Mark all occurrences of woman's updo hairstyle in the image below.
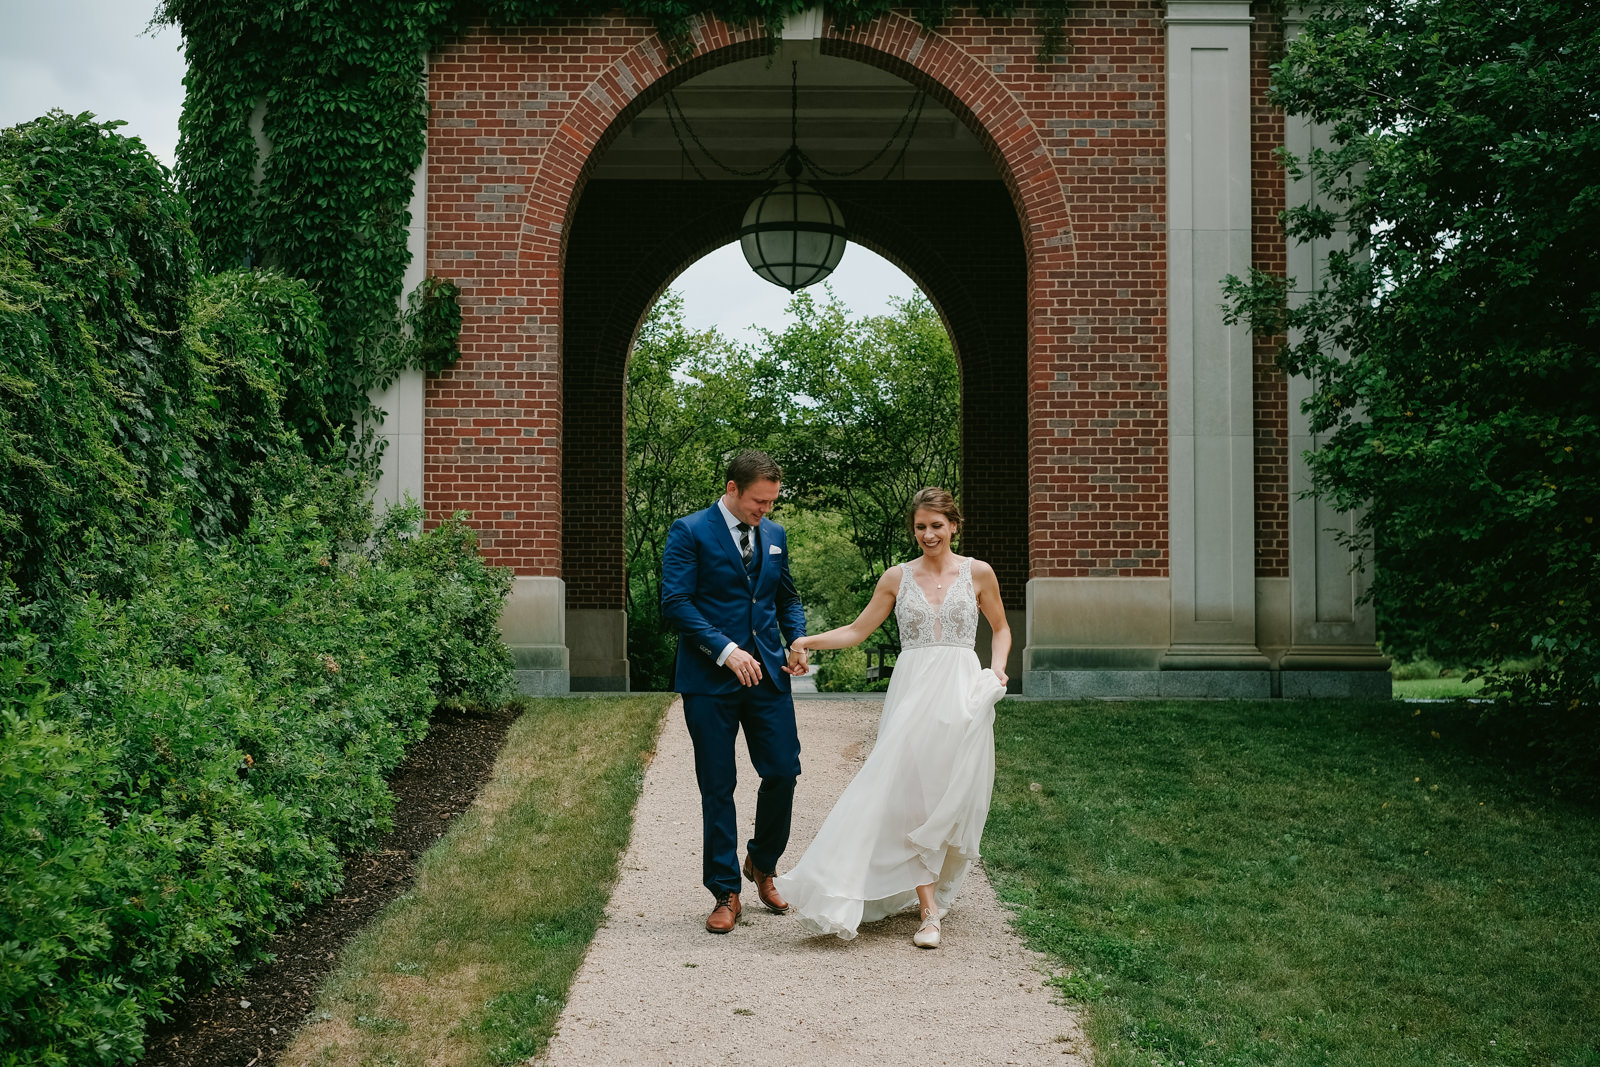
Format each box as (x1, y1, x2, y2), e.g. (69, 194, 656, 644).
(907, 487, 962, 536)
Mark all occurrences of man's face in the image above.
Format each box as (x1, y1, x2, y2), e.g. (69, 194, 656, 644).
(725, 478, 781, 525)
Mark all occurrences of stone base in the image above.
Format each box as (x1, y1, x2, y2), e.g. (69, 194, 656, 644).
(514, 668, 571, 696)
(1281, 670, 1392, 699)
(502, 576, 570, 697)
(567, 608, 630, 692)
(1023, 668, 1392, 700)
(1025, 669, 1271, 699)
(570, 675, 628, 692)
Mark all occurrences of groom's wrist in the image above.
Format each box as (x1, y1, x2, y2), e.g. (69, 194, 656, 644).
(715, 641, 738, 666)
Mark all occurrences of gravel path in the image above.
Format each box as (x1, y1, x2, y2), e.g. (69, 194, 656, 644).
(541, 698, 1088, 1067)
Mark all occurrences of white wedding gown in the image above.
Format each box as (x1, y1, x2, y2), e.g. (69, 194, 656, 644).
(776, 556, 1006, 939)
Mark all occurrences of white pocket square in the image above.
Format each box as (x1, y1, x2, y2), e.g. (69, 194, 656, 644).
(768, 544, 783, 554)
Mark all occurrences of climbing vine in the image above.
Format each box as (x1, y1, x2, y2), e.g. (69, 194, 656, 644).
(154, 0, 1073, 426)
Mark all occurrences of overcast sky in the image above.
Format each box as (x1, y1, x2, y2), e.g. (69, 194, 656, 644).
(0, 0, 916, 341)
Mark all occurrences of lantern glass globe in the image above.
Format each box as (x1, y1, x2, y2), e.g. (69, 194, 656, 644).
(739, 180, 848, 292)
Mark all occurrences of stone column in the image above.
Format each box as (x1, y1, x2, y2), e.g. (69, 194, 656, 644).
(1161, 0, 1270, 695)
(1278, 8, 1390, 697)
(367, 144, 427, 516)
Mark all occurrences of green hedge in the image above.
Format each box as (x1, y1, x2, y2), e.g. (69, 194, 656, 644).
(0, 470, 511, 1067)
(0, 110, 514, 1067)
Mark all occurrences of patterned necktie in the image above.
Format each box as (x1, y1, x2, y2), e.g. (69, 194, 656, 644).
(736, 522, 754, 572)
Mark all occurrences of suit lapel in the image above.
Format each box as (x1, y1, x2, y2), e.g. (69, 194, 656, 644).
(709, 504, 749, 584)
(752, 518, 771, 590)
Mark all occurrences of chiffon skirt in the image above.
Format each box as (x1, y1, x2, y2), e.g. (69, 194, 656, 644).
(775, 647, 1005, 939)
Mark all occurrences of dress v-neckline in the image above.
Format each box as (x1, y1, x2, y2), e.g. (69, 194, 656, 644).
(907, 556, 964, 611)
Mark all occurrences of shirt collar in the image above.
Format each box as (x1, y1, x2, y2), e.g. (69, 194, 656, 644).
(716, 498, 745, 531)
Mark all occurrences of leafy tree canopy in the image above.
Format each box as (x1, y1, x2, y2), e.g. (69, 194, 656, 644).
(624, 286, 959, 690)
(1226, 0, 1600, 746)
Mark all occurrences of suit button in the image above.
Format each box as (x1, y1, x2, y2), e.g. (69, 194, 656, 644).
(752, 596, 757, 603)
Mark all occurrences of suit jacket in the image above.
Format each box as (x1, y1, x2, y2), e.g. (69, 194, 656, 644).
(661, 504, 806, 695)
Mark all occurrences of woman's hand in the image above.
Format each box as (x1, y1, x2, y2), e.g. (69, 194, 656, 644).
(992, 667, 1008, 687)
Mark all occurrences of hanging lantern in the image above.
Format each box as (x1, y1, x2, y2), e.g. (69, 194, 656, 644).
(739, 171, 848, 292)
(659, 61, 927, 290)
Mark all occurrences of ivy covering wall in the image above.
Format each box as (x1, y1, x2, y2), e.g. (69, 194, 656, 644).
(154, 0, 1070, 420)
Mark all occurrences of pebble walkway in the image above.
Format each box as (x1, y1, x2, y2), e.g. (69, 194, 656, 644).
(540, 697, 1089, 1067)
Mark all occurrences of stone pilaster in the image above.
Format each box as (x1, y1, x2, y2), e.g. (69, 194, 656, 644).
(1278, 8, 1390, 697)
(1162, 1, 1271, 689)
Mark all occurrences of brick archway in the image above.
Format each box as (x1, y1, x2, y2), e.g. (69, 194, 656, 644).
(561, 178, 1027, 686)
(427, 7, 1157, 691)
(422, 5, 1387, 698)
(537, 16, 1070, 687)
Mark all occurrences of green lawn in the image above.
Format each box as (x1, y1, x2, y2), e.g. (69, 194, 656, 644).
(278, 694, 671, 1067)
(986, 699, 1600, 1067)
(1392, 675, 1486, 700)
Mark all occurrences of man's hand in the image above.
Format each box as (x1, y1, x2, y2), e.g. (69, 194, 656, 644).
(725, 647, 763, 687)
(782, 645, 810, 676)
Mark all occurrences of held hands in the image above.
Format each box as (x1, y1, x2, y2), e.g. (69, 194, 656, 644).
(783, 642, 810, 677)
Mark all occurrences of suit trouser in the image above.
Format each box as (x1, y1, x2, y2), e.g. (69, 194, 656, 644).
(682, 680, 801, 896)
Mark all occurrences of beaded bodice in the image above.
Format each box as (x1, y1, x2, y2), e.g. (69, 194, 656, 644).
(896, 556, 979, 650)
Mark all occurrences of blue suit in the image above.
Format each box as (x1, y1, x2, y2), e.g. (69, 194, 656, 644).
(661, 503, 806, 895)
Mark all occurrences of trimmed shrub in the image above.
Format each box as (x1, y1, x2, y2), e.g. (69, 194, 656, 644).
(0, 472, 510, 1066)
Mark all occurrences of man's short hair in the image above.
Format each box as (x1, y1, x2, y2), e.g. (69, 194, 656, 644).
(726, 450, 783, 492)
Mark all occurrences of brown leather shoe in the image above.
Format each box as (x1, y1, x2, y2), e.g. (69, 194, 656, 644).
(705, 891, 741, 933)
(742, 854, 789, 914)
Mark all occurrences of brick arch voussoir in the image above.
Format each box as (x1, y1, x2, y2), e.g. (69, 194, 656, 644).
(515, 10, 1073, 276)
(821, 11, 1074, 275)
(515, 16, 773, 268)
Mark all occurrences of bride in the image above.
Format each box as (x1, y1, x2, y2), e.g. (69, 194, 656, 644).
(780, 487, 1010, 948)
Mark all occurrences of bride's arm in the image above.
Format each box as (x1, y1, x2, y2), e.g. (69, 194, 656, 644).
(973, 560, 1011, 685)
(791, 568, 899, 652)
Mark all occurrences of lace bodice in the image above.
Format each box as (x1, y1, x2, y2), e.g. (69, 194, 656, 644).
(896, 556, 979, 650)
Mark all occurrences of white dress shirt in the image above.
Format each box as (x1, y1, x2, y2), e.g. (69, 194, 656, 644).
(714, 498, 751, 666)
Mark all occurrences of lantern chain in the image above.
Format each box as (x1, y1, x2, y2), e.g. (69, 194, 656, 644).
(663, 91, 789, 179)
(661, 60, 927, 182)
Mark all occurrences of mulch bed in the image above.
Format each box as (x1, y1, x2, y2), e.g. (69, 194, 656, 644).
(137, 702, 522, 1067)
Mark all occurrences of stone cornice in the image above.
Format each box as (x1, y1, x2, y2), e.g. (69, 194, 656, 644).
(1164, 0, 1255, 26)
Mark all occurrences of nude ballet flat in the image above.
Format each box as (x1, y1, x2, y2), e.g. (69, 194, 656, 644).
(913, 912, 941, 949)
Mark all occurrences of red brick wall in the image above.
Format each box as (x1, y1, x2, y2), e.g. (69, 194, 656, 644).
(424, 3, 1290, 586)
(1251, 4, 1289, 578)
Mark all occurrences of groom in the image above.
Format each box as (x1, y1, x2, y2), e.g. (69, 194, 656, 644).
(661, 450, 809, 934)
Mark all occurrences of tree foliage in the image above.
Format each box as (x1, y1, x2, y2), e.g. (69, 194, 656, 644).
(1225, 0, 1600, 769)
(623, 287, 959, 690)
(623, 293, 779, 688)
(772, 289, 961, 577)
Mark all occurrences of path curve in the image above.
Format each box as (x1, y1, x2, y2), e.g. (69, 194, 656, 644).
(541, 698, 1088, 1066)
